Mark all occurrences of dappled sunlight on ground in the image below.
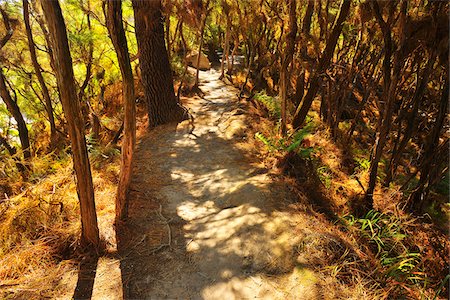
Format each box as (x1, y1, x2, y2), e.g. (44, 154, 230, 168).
(115, 69, 364, 299)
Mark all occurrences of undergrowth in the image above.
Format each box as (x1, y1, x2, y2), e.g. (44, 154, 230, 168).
(0, 144, 120, 299)
(253, 90, 280, 119)
(249, 98, 449, 299)
(255, 120, 316, 158)
(341, 210, 446, 299)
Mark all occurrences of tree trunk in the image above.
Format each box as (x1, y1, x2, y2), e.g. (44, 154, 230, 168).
(279, 0, 297, 135)
(0, 7, 31, 161)
(384, 51, 436, 187)
(194, 5, 209, 88)
(220, 1, 231, 80)
(365, 0, 407, 207)
(41, 0, 100, 247)
(408, 73, 448, 213)
(132, 0, 185, 127)
(106, 0, 136, 221)
(0, 69, 31, 161)
(292, 0, 350, 129)
(165, 0, 172, 62)
(23, 0, 57, 147)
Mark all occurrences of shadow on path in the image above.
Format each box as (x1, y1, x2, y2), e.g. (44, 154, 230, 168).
(114, 69, 357, 299)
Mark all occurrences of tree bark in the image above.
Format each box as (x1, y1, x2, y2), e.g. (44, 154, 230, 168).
(132, 0, 185, 127)
(41, 0, 100, 247)
(220, 0, 231, 80)
(365, 0, 407, 207)
(0, 7, 31, 161)
(23, 0, 57, 147)
(0, 69, 31, 161)
(408, 73, 448, 213)
(106, 0, 136, 221)
(279, 0, 297, 135)
(384, 51, 436, 187)
(194, 1, 210, 88)
(292, 0, 350, 129)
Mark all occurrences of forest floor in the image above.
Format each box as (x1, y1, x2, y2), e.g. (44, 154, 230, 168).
(50, 69, 378, 300)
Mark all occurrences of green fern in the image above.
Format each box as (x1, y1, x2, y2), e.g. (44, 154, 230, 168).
(341, 211, 423, 285)
(253, 91, 280, 118)
(255, 132, 277, 151)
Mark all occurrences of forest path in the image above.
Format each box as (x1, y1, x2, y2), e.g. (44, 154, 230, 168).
(119, 69, 319, 299)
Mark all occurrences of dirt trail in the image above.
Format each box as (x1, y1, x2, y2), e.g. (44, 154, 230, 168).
(119, 69, 321, 299)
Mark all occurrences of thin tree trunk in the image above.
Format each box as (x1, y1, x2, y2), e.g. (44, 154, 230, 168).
(0, 8, 31, 161)
(292, 0, 350, 129)
(365, 0, 407, 207)
(30, 1, 57, 74)
(41, 0, 100, 247)
(23, 0, 57, 147)
(219, 0, 231, 80)
(228, 36, 239, 75)
(106, 0, 136, 221)
(384, 51, 436, 187)
(0, 69, 31, 161)
(279, 0, 297, 135)
(408, 74, 448, 213)
(194, 5, 209, 88)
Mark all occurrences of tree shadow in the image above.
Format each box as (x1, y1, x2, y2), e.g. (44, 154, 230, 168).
(72, 255, 99, 300)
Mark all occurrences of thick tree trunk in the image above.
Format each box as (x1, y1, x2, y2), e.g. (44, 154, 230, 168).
(106, 0, 136, 221)
(23, 0, 57, 147)
(279, 0, 297, 135)
(132, 0, 185, 127)
(0, 69, 31, 161)
(41, 0, 100, 247)
(292, 0, 350, 129)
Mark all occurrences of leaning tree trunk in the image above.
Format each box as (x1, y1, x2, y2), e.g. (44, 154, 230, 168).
(41, 0, 100, 247)
(23, 0, 57, 147)
(106, 0, 136, 221)
(132, 0, 185, 127)
(292, 0, 350, 129)
(408, 74, 448, 213)
(365, 0, 407, 208)
(194, 0, 209, 88)
(0, 69, 31, 161)
(0, 7, 31, 161)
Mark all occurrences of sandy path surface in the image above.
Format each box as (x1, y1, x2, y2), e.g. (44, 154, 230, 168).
(119, 69, 319, 299)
